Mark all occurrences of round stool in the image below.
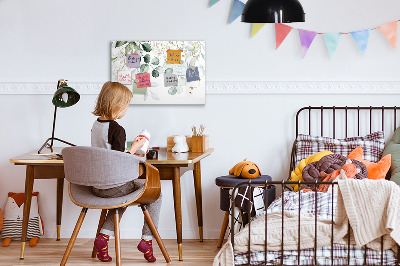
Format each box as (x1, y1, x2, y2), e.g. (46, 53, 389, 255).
(215, 175, 275, 248)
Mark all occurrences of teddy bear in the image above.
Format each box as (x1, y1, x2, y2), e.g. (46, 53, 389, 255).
(229, 159, 261, 179)
(172, 135, 189, 153)
(1, 192, 44, 247)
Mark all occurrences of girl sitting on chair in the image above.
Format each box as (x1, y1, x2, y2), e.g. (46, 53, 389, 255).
(91, 81, 162, 263)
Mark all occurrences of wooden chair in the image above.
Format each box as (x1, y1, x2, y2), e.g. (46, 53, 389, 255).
(60, 146, 171, 265)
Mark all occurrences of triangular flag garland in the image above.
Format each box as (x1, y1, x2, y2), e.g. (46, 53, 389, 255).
(251, 23, 266, 38)
(379, 21, 398, 50)
(208, 2, 400, 58)
(229, 0, 245, 24)
(323, 33, 341, 58)
(209, 0, 220, 8)
(275, 23, 293, 49)
(298, 30, 317, 58)
(351, 29, 370, 55)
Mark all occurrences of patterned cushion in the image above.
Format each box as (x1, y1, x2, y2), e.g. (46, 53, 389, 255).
(295, 131, 385, 166)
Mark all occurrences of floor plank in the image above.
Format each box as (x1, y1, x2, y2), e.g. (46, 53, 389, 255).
(0, 239, 221, 265)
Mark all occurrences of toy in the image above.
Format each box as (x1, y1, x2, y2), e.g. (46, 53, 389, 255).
(229, 159, 261, 179)
(172, 135, 189, 153)
(289, 150, 333, 191)
(135, 129, 150, 154)
(1, 192, 43, 247)
(348, 146, 391, 180)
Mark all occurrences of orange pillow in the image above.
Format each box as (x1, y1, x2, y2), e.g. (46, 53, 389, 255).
(347, 146, 391, 180)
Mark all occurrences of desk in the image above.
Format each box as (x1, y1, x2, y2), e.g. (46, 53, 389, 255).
(10, 147, 213, 261)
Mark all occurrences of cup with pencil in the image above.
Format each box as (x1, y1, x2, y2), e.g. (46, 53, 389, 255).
(191, 124, 209, 152)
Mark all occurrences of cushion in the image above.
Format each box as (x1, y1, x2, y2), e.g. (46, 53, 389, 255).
(302, 154, 368, 189)
(69, 180, 145, 208)
(382, 126, 400, 184)
(295, 131, 385, 166)
(348, 146, 392, 180)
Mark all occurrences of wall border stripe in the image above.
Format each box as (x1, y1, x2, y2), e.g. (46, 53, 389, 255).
(0, 81, 399, 95)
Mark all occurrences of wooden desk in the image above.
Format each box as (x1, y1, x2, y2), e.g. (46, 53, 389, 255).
(10, 147, 213, 261)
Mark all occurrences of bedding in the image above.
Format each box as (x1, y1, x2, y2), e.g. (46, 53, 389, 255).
(214, 181, 399, 266)
(295, 131, 385, 166)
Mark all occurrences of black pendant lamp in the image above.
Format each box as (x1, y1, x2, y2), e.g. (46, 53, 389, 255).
(242, 0, 305, 23)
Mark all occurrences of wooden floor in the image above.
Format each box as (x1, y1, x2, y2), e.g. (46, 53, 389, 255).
(0, 239, 221, 265)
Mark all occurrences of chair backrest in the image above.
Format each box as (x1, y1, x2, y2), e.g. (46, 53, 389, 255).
(62, 146, 145, 187)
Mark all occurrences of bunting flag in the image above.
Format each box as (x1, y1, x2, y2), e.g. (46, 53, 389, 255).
(229, 0, 245, 24)
(275, 23, 293, 49)
(251, 23, 266, 38)
(378, 21, 398, 50)
(298, 30, 317, 58)
(209, 0, 220, 7)
(323, 33, 341, 58)
(351, 29, 370, 55)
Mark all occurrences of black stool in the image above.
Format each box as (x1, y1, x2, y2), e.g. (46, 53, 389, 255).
(215, 175, 275, 248)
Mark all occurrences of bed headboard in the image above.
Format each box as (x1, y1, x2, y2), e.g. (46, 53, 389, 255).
(290, 106, 400, 179)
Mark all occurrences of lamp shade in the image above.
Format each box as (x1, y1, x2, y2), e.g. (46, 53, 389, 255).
(241, 0, 305, 23)
(52, 84, 80, 108)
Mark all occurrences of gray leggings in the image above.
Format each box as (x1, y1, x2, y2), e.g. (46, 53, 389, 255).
(92, 180, 162, 240)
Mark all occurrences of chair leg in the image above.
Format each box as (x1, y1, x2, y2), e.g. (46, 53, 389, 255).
(60, 208, 88, 266)
(217, 211, 230, 248)
(141, 205, 171, 263)
(114, 209, 121, 266)
(91, 209, 108, 258)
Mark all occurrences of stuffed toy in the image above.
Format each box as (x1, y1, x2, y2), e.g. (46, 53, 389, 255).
(229, 159, 261, 179)
(289, 150, 333, 191)
(1, 192, 44, 247)
(348, 146, 391, 180)
(172, 135, 189, 153)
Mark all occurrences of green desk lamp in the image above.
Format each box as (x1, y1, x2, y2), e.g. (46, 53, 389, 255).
(38, 79, 80, 154)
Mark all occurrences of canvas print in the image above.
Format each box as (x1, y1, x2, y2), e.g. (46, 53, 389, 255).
(111, 41, 205, 105)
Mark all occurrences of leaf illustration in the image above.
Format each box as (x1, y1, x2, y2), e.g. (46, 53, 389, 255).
(151, 57, 159, 65)
(151, 91, 160, 100)
(144, 54, 151, 63)
(141, 43, 152, 52)
(115, 41, 128, 48)
(168, 87, 177, 95)
(140, 64, 150, 73)
(176, 86, 183, 94)
(144, 90, 149, 101)
(133, 42, 142, 51)
(164, 68, 173, 74)
(156, 66, 164, 73)
(152, 69, 159, 78)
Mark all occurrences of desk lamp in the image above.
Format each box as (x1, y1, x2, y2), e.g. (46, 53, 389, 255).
(38, 79, 80, 154)
(241, 0, 305, 23)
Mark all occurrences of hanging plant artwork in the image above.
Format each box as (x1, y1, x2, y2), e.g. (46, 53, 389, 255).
(111, 41, 205, 104)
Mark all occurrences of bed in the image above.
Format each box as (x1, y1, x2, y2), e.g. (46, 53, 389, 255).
(214, 106, 400, 266)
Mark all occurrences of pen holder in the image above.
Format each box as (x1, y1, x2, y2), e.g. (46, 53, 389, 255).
(191, 135, 209, 153)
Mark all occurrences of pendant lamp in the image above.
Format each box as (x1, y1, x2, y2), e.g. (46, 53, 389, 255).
(242, 0, 305, 23)
(38, 79, 80, 154)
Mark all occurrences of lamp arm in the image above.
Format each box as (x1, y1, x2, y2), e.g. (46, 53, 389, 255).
(50, 105, 57, 148)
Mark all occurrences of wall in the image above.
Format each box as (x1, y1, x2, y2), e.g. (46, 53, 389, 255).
(1, 0, 400, 239)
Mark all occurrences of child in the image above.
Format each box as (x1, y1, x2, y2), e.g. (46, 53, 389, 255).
(91, 81, 162, 263)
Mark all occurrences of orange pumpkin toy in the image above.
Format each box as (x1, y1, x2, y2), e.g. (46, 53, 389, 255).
(229, 159, 261, 179)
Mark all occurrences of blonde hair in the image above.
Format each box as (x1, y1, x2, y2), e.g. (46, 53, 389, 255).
(93, 82, 133, 120)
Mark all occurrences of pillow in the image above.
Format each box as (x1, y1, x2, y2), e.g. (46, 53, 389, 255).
(289, 150, 333, 191)
(348, 146, 391, 180)
(382, 126, 400, 184)
(295, 131, 385, 166)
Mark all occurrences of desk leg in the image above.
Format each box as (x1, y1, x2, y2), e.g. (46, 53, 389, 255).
(20, 165, 34, 259)
(56, 178, 64, 241)
(193, 161, 203, 242)
(172, 167, 183, 261)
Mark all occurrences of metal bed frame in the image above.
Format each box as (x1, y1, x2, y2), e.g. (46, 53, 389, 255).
(230, 106, 400, 266)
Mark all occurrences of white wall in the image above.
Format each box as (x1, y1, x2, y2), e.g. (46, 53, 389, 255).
(1, 0, 400, 239)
